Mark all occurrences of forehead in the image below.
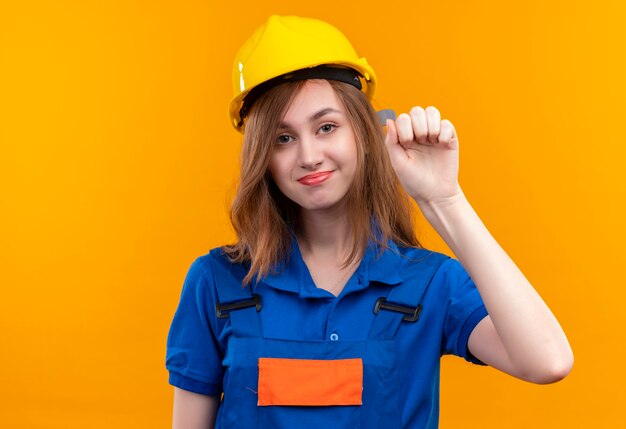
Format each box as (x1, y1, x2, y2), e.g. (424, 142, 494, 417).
(281, 80, 344, 123)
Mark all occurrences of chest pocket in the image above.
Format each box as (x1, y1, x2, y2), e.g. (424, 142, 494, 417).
(257, 357, 364, 429)
(252, 339, 396, 429)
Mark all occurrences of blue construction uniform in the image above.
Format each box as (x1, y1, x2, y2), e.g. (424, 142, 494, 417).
(166, 238, 488, 428)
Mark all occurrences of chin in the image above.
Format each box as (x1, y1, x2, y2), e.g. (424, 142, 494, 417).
(297, 197, 348, 213)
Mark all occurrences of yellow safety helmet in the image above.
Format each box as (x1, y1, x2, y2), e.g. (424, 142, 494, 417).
(229, 15, 377, 132)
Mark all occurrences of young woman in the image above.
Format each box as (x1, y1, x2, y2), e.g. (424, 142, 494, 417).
(166, 15, 573, 429)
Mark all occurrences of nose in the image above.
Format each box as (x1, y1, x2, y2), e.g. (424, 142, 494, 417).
(298, 136, 324, 170)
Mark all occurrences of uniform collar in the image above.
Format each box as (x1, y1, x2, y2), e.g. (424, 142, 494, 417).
(260, 239, 302, 294)
(363, 240, 404, 286)
(260, 237, 404, 297)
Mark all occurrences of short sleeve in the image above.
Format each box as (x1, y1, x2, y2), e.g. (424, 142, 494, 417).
(439, 258, 489, 365)
(166, 257, 224, 395)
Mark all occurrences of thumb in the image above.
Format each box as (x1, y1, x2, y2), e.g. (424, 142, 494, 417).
(384, 119, 398, 149)
(383, 118, 407, 172)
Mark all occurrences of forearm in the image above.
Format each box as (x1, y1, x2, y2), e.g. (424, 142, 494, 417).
(418, 191, 573, 381)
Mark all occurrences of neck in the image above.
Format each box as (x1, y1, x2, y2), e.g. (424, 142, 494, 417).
(295, 203, 362, 296)
(296, 203, 353, 261)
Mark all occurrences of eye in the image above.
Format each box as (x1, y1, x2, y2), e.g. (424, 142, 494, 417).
(318, 123, 337, 134)
(276, 134, 294, 145)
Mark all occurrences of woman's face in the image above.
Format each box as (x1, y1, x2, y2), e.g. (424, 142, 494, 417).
(268, 80, 358, 214)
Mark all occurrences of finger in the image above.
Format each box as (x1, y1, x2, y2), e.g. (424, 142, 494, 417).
(439, 119, 458, 149)
(409, 106, 428, 143)
(395, 113, 414, 146)
(425, 106, 441, 144)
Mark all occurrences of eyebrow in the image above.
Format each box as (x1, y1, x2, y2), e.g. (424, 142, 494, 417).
(278, 107, 342, 129)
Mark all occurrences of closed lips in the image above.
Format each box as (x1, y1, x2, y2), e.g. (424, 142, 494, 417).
(298, 171, 333, 184)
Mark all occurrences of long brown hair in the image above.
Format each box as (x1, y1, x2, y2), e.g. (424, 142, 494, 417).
(224, 79, 421, 285)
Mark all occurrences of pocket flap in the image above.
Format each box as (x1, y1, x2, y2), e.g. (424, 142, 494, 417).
(258, 358, 363, 406)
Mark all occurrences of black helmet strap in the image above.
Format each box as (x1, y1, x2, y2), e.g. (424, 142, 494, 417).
(238, 65, 363, 127)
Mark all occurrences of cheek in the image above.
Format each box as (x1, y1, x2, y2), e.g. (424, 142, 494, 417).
(267, 158, 276, 179)
(342, 137, 359, 176)
(268, 153, 289, 184)
(347, 157, 359, 184)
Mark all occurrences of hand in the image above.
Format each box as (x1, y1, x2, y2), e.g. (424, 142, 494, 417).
(384, 106, 463, 207)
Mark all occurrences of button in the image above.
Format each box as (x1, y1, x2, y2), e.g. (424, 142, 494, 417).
(330, 333, 339, 341)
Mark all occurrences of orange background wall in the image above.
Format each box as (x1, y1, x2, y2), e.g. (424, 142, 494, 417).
(1, 1, 624, 427)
